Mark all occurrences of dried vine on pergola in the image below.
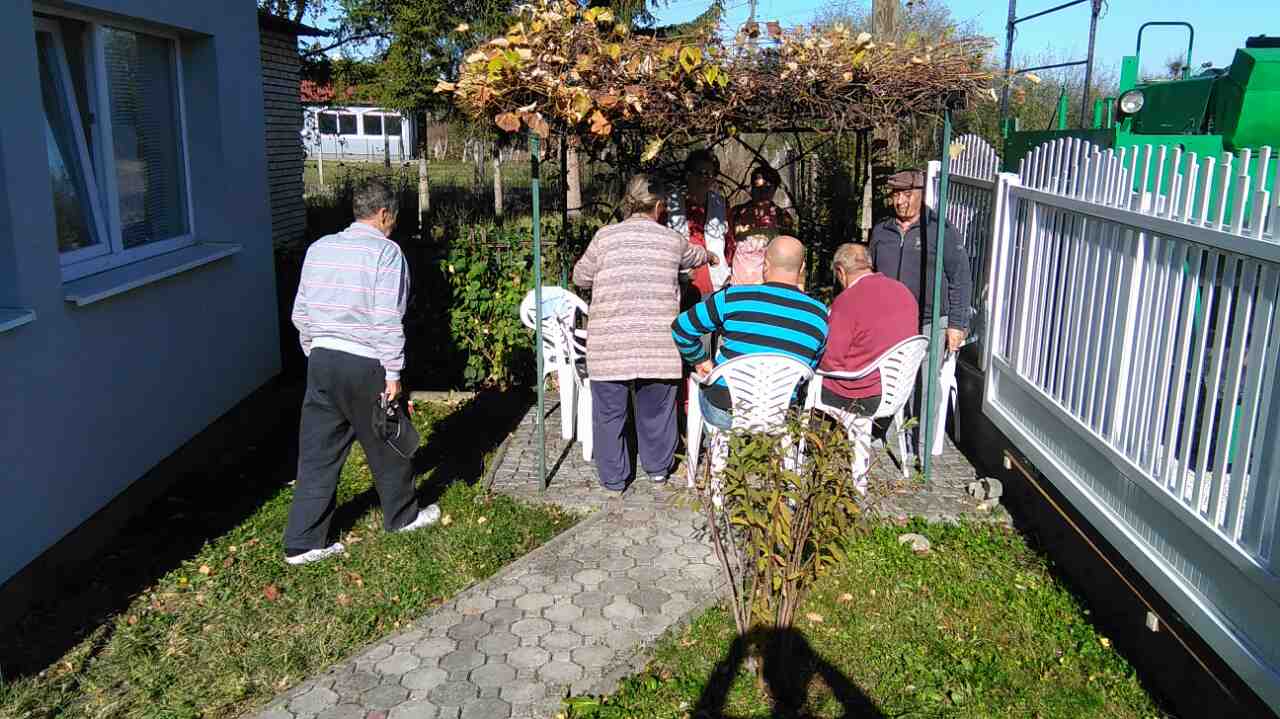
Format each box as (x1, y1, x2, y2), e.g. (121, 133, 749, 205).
(435, 0, 993, 156)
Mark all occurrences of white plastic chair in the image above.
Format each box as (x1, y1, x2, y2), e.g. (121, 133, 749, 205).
(685, 353, 814, 493)
(804, 335, 929, 485)
(561, 313, 594, 461)
(519, 287, 588, 442)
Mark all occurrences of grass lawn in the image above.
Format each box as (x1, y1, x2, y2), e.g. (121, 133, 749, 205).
(568, 521, 1168, 719)
(303, 159, 534, 195)
(0, 400, 574, 719)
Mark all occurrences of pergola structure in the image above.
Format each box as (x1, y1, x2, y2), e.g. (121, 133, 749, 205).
(438, 0, 993, 485)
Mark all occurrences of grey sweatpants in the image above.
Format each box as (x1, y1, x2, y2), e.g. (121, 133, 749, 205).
(284, 348, 419, 555)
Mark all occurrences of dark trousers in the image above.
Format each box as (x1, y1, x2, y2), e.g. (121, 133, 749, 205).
(591, 379, 679, 490)
(284, 349, 418, 555)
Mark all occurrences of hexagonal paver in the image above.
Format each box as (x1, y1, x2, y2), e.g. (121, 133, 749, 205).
(500, 679, 545, 704)
(316, 704, 365, 719)
(571, 616, 612, 638)
(412, 637, 456, 660)
(677, 542, 712, 560)
(571, 591, 609, 609)
(514, 592, 554, 612)
(538, 660, 583, 684)
(469, 661, 516, 688)
(477, 631, 520, 655)
(389, 699, 439, 719)
(447, 619, 491, 641)
(598, 578, 637, 596)
(627, 566, 665, 583)
(624, 545, 661, 562)
(542, 602, 583, 624)
(482, 606, 525, 627)
(605, 628, 641, 650)
(422, 610, 463, 630)
(542, 580, 582, 597)
(438, 649, 485, 673)
(598, 556, 635, 573)
(288, 686, 338, 715)
(654, 553, 688, 571)
(456, 594, 497, 616)
(682, 564, 720, 583)
(488, 584, 526, 601)
(506, 645, 551, 670)
(602, 601, 641, 623)
(541, 629, 584, 651)
(517, 572, 553, 590)
(362, 684, 409, 710)
(376, 652, 422, 676)
(429, 680, 478, 706)
(461, 697, 511, 719)
(572, 645, 614, 669)
(628, 588, 671, 612)
(572, 569, 608, 586)
(510, 617, 552, 639)
(652, 532, 684, 549)
(401, 666, 449, 692)
(662, 597, 696, 617)
(389, 629, 425, 647)
(334, 671, 380, 694)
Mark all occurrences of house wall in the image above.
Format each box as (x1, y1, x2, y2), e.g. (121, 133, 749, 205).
(261, 26, 306, 249)
(0, 0, 280, 586)
(303, 105, 417, 162)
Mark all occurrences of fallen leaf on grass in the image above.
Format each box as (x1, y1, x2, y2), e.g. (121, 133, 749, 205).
(263, 584, 282, 602)
(838, 593, 854, 603)
(477, 516, 488, 525)
(441, 514, 453, 527)
(336, 593, 352, 607)
(198, 564, 211, 575)
(806, 612, 825, 623)
(127, 615, 138, 625)
(1099, 637, 1111, 648)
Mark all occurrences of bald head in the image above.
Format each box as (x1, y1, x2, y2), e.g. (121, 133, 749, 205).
(763, 235, 806, 284)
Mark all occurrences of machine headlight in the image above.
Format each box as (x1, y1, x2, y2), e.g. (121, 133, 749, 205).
(1118, 89, 1145, 115)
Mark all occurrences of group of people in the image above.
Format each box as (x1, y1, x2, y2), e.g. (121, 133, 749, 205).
(278, 149, 973, 564)
(574, 152, 973, 492)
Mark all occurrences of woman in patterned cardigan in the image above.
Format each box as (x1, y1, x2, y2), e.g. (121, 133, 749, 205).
(572, 175, 720, 491)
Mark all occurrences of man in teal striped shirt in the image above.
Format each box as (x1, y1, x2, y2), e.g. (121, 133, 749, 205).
(671, 236, 829, 429)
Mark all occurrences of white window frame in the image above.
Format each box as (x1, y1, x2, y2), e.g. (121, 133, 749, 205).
(361, 111, 383, 138)
(34, 8, 197, 283)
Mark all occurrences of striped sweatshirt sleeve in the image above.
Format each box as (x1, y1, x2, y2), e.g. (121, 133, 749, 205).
(374, 243, 411, 379)
(671, 290, 726, 365)
(291, 249, 314, 357)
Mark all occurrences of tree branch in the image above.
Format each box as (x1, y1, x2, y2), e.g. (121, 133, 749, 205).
(301, 32, 386, 59)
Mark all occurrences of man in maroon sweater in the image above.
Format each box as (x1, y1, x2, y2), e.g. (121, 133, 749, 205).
(819, 243, 919, 415)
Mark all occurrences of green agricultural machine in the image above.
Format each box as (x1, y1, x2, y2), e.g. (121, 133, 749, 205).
(1003, 23, 1279, 207)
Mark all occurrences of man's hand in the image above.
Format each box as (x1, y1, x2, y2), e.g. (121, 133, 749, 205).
(383, 379, 402, 401)
(945, 328, 966, 352)
(694, 360, 714, 379)
(706, 253, 720, 267)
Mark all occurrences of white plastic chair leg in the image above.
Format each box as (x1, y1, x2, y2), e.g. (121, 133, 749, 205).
(707, 427, 728, 508)
(930, 351, 958, 456)
(578, 380, 593, 461)
(849, 415, 873, 495)
(686, 377, 703, 488)
(557, 364, 576, 441)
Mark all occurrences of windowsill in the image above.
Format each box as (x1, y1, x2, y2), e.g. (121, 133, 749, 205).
(63, 243, 242, 307)
(0, 309, 37, 334)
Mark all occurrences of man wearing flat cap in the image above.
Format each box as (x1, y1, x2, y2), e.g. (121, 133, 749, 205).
(869, 168, 973, 457)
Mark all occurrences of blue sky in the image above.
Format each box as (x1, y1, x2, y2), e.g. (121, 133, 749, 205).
(656, 0, 1273, 74)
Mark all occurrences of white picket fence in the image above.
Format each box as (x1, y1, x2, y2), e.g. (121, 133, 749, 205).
(926, 134, 1007, 370)
(980, 137, 1280, 710)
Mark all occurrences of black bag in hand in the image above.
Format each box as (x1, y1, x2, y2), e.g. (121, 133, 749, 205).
(373, 395, 420, 460)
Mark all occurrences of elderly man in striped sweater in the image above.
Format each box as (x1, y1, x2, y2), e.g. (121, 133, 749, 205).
(672, 236, 829, 431)
(284, 180, 440, 566)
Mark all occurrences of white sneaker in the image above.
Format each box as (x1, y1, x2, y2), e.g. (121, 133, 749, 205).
(397, 504, 442, 533)
(285, 542, 345, 565)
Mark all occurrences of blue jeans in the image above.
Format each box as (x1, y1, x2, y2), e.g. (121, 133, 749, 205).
(699, 391, 733, 431)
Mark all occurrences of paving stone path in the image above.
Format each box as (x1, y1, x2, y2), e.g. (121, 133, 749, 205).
(248, 400, 1004, 719)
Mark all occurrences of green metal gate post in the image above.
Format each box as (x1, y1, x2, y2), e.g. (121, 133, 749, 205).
(531, 132, 546, 489)
(922, 109, 953, 482)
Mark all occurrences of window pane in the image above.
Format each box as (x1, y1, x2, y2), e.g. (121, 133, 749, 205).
(103, 27, 189, 248)
(318, 112, 337, 134)
(339, 114, 356, 135)
(362, 114, 382, 136)
(36, 32, 100, 254)
(384, 115, 401, 136)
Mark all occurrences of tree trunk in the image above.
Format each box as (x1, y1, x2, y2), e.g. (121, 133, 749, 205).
(565, 136, 582, 219)
(492, 144, 504, 218)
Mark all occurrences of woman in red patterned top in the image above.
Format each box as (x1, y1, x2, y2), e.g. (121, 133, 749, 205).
(667, 150, 734, 304)
(729, 164, 796, 286)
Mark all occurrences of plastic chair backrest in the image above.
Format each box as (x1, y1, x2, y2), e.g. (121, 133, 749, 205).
(871, 335, 929, 419)
(519, 287, 588, 364)
(705, 353, 814, 433)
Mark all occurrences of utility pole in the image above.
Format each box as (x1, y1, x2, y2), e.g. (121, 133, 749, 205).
(1080, 0, 1103, 127)
(999, 0, 1016, 124)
